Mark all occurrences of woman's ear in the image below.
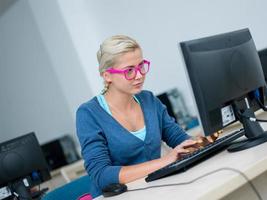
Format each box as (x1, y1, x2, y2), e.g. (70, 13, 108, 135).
(102, 71, 112, 83)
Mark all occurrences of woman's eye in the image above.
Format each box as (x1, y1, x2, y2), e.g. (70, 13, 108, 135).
(127, 68, 135, 73)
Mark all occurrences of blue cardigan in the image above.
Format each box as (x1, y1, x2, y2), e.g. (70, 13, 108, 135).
(76, 90, 190, 197)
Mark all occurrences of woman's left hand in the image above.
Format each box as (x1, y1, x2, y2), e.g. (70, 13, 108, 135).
(176, 139, 199, 154)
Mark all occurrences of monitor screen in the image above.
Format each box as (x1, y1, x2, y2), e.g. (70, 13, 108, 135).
(0, 132, 51, 199)
(180, 28, 267, 152)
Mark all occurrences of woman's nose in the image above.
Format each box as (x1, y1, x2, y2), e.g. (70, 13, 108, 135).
(135, 69, 143, 79)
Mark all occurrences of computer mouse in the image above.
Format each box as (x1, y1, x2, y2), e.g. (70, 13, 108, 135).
(102, 183, 128, 197)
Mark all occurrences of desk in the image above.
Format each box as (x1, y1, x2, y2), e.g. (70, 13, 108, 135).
(96, 111, 267, 200)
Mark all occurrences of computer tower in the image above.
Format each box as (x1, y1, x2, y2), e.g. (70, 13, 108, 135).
(41, 135, 80, 171)
(156, 88, 199, 130)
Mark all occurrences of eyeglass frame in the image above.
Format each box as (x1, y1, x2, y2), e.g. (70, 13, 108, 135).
(105, 59, 150, 80)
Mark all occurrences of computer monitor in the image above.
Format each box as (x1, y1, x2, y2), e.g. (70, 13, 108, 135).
(0, 132, 51, 199)
(258, 48, 267, 82)
(180, 28, 267, 152)
(256, 49, 267, 110)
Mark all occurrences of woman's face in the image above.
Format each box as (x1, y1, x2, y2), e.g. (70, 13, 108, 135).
(103, 48, 146, 95)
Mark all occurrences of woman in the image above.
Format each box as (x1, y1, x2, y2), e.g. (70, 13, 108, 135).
(76, 35, 197, 198)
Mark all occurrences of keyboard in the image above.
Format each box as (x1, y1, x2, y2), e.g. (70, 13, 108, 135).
(145, 129, 244, 182)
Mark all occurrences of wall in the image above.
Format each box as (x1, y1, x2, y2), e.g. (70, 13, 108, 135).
(0, 0, 91, 144)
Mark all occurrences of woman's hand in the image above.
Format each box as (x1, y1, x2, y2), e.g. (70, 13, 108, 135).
(163, 139, 197, 163)
(161, 131, 222, 165)
(179, 139, 198, 149)
(194, 131, 221, 148)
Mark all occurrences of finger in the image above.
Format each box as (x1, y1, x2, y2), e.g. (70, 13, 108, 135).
(196, 137, 210, 146)
(183, 141, 201, 150)
(180, 139, 196, 148)
(206, 136, 214, 143)
(217, 130, 223, 135)
(184, 147, 198, 153)
(176, 148, 198, 159)
(208, 131, 221, 142)
(213, 130, 222, 138)
(174, 148, 190, 154)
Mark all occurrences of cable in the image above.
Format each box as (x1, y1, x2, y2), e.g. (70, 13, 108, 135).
(256, 98, 267, 112)
(254, 89, 267, 111)
(242, 115, 267, 123)
(127, 167, 262, 200)
(236, 110, 267, 123)
(247, 117, 267, 123)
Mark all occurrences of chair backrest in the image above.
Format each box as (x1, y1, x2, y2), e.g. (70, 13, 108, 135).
(77, 193, 92, 200)
(42, 175, 91, 200)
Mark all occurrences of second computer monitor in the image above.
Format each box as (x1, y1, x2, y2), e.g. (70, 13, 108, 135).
(0, 132, 51, 199)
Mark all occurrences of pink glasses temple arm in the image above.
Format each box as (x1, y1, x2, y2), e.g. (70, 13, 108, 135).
(106, 68, 125, 73)
(105, 59, 150, 73)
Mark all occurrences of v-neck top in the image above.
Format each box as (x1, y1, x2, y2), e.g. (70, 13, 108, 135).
(96, 94, 146, 141)
(76, 90, 190, 198)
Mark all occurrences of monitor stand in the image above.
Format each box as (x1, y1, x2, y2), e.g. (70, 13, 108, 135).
(11, 179, 33, 200)
(228, 108, 267, 152)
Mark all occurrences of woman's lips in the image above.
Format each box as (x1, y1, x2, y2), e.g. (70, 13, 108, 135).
(133, 82, 143, 87)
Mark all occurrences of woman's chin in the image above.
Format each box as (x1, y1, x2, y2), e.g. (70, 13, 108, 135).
(131, 87, 143, 94)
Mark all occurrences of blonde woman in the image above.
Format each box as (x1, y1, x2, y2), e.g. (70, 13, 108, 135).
(76, 35, 196, 198)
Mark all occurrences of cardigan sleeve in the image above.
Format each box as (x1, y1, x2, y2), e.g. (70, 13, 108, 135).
(76, 105, 122, 190)
(154, 96, 191, 148)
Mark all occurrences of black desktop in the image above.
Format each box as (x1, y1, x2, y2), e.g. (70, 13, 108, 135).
(0, 132, 51, 200)
(157, 92, 177, 122)
(146, 28, 267, 182)
(156, 88, 199, 130)
(41, 135, 80, 171)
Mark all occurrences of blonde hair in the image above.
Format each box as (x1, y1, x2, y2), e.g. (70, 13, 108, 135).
(97, 35, 141, 94)
(97, 35, 141, 74)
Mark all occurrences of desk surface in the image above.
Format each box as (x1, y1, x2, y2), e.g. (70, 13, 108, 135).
(96, 112, 267, 200)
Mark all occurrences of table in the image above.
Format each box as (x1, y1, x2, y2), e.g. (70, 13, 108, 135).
(96, 111, 267, 200)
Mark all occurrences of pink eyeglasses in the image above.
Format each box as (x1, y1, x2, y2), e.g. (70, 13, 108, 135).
(106, 59, 150, 80)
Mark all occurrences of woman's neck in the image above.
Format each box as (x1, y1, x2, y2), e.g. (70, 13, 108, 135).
(104, 90, 135, 111)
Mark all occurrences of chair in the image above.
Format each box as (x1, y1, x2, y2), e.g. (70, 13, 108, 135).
(41, 175, 92, 200)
